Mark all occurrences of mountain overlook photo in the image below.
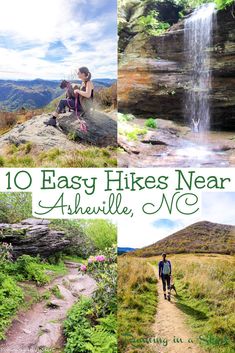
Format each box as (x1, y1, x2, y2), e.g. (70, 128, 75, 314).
(0, 78, 117, 167)
(0, 0, 117, 167)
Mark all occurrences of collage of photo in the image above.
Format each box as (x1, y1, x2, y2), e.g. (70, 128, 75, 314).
(0, 0, 234, 353)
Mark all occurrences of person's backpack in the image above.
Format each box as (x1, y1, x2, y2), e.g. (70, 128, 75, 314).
(163, 261, 171, 275)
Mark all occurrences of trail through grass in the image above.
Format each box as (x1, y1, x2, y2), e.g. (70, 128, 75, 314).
(151, 254, 235, 353)
(118, 254, 235, 353)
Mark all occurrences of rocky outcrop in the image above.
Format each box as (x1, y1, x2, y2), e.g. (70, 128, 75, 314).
(0, 114, 78, 152)
(0, 218, 70, 258)
(118, 6, 235, 130)
(58, 111, 117, 147)
(0, 110, 117, 151)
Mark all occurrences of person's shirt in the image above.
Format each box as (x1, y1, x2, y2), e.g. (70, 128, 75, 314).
(158, 260, 172, 277)
(80, 81, 94, 99)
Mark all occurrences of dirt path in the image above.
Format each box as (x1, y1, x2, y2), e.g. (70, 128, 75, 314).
(150, 266, 205, 353)
(0, 262, 96, 353)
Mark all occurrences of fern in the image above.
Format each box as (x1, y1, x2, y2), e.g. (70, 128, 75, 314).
(98, 314, 117, 333)
(89, 327, 117, 353)
(64, 299, 117, 353)
(0, 273, 24, 340)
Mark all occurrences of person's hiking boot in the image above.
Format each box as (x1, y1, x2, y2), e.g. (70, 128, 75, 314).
(167, 294, 171, 301)
(164, 294, 167, 300)
(44, 116, 57, 127)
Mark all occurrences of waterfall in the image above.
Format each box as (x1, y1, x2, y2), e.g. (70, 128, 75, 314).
(184, 3, 216, 132)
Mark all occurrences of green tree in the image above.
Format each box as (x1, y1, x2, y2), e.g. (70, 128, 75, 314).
(80, 220, 117, 250)
(137, 10, 170, 35)
(0, 193, 32, 223)
(214, 0, 234, 10)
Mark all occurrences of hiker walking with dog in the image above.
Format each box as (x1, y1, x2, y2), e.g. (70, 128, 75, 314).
(159, 253, 172, 301)
(45, 67, 94, 131)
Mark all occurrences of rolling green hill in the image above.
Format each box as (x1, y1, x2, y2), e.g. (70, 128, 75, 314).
(0, 79, 61, 111)
(127, 221, 235, 257)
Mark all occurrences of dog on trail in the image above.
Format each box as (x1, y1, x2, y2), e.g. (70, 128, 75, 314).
(170, 283, 177, 295)
(170, 275, 177, 295)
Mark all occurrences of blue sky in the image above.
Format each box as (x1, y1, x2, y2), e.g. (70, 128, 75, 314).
(118, 192, 235, 248)
(0, 0, 117, 80)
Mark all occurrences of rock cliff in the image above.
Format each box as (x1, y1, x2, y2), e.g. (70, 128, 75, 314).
(0, 218, 70, 258)
(118, 5, 235, 130)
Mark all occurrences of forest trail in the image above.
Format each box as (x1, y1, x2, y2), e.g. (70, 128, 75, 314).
(0, 262, 96, 353)
(150, 265, 205, 353)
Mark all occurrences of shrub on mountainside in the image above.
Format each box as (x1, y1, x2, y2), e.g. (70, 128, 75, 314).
(215, 0, 234, 9)
(95, 83, 117, 108)
(0, 112, 17, 129)
(0, 109, 44, 136)
(145, 118, 157, 128)
(0, 193, 32, 223)
(79, 220, 117, 251)
(80, 246, 117, 317)
(137, 10, 170, 35)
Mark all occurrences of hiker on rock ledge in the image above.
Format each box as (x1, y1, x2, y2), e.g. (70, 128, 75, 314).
(45, 66, 94, 130)
(158, 253, 172, 301)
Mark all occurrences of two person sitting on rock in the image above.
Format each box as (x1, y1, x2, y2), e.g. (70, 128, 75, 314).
(45, 66, 94, 130)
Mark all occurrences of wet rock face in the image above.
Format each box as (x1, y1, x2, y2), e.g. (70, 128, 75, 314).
(118, 6, 235, 130)
(210, 8, 235, 130)
(0, 218, 70, 258)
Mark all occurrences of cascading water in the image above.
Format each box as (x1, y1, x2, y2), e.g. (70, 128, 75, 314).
(184, 3, 216, 133)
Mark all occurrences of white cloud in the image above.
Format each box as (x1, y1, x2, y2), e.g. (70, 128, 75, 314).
(0, 0, 78, 43)
(202, 192, 235, 225)
(118, 218, 194, 248)
(0, 0, 117, 79)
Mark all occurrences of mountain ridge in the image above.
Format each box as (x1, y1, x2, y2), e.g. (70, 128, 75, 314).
(126, 221, 235, 257)
(0, 78, 116, 111)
